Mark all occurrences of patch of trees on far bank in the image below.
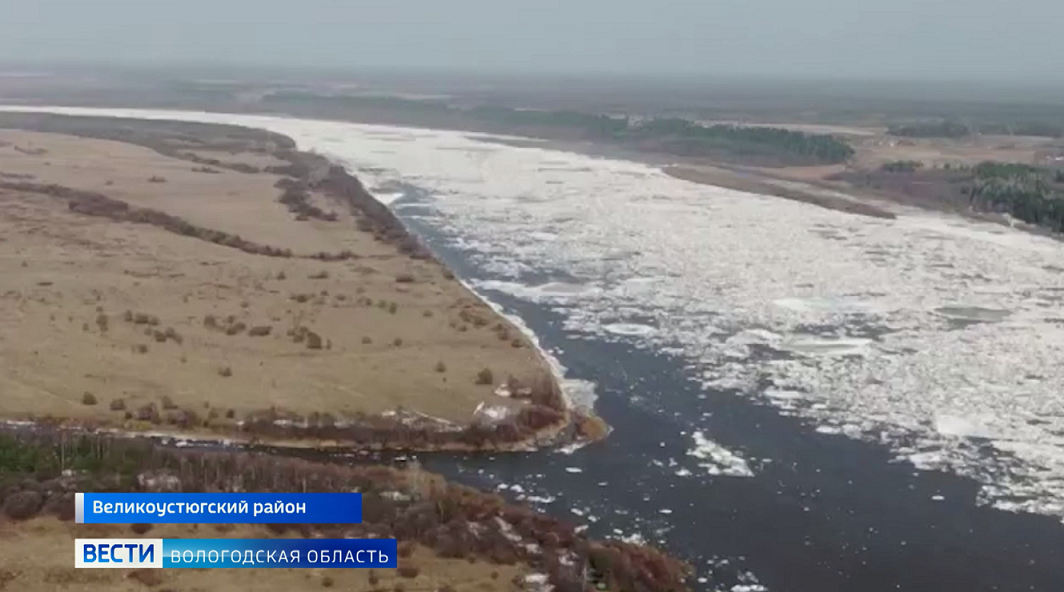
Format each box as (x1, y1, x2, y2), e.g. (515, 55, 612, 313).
(966, 162, 1064, 232)
(263, 91, 856, 166)
(887, 119, 1064, 139)
(845, 159, 1064, 234)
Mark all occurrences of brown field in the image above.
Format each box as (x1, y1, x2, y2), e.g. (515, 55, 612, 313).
(0, 121, 557, 443)
(0, 518, 526, 592)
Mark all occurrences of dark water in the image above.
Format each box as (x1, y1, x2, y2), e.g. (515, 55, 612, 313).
(381, 184, 1064, 592)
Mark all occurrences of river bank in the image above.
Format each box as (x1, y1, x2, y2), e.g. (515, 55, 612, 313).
(0, 428, 689, 592)
(0, 112, 596, 454)
(3, 106, 1064, 592)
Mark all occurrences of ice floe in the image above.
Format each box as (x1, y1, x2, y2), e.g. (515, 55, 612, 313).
(9, 105, 1064, 522)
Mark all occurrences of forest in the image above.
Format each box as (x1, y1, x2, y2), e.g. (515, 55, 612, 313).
(263, 92, 856, 166)
(966, 162, 1064, 232)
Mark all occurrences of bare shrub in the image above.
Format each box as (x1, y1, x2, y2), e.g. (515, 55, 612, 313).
(225, 322, 246, 336)
(153, 330, 167, 343)
(218, 366, 233, 378)
(361, 336, 372, 344)
(392, 337, 403, 347)
(388, 302, 398, 314)
(306, 331, 323, 350)
(225, 409, 235, 419)
(309, 270, 329, 280)
(321, 576, 334, 588)
(135, 403, 160, 423)
(204, 314, 217, 328)
(81, 392, 97, 405)
(276, 271, 286, 280)
(3, 491, 42, 520)
(397, 565, 419, 579)
(96, 314, 108, 332)
(130, 523, 153, 534)
(395, 273, 414, 283)
(135, 344, 149, 354)
(475, 368, 494, 385)
(147, 175, 167, 183)
(164, 327, 182, 344)
(122, 310, 133, 322)
(109, 398, 126, 411)
(435, 361, 446, 373)
(422, 310, 433, 318)
(161, 396, 178, 410)
(248, 325, 272, 337)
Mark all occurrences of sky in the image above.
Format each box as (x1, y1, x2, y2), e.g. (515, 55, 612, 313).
(0, 0, 1060, 82)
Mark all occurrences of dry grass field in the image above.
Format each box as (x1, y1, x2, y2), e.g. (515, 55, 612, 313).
(0, 518, 527, 592)
(0, 120, 557, 444)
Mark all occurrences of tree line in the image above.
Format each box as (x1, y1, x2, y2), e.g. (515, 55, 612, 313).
(967, 162, 1064, 232)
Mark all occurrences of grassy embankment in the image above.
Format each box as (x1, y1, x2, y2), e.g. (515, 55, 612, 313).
(0, 114, 606, 450)
(0, 430, 690, 592)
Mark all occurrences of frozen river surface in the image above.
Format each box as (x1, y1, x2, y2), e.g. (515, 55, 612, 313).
(5, 106, 1064, 590)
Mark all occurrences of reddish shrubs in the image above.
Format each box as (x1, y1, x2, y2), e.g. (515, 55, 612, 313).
(0, 426, 691, 592)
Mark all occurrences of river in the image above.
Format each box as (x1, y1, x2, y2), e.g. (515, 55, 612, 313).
(3, 106, 1064, 591)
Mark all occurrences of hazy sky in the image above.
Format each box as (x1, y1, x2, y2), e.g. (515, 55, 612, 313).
(1, 0, 1060, 82)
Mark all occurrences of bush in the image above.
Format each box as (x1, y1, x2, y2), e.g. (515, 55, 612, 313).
(135, 404, 160, 423)
(309, 271, 330, 280)
(147, 175, 167, 183)
(388, 302, 398, 314)
(153, 330, 167, 343)
(248, 325, 272, 337)
(135, 344, 148, 354)
(81, 392, 97, 405)
(396, 565, 419, 578)
(362, 336, 373, 344)
(435, 361, 446, 373)
(109, 398, 126, 411)
(218, 366, 233, 378)
(130, 523, 153, 534)
(164, 327, 183, 344)
(161, 396, 177, 410)
(306, 331, 323, 350)
(3, 490, 42, 520)
(475, 368, 494, 385)
(395, 273, 414, 283)
(96, 314, 108, 332)
(392, 337, 403, 347)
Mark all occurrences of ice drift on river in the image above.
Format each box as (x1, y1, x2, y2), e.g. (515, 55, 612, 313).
(5, 106, 1064, 522)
